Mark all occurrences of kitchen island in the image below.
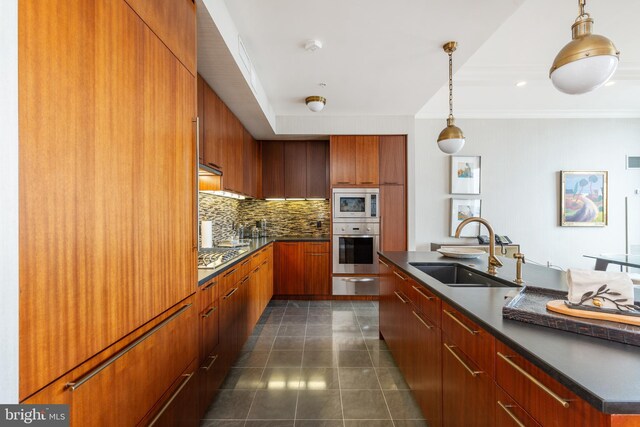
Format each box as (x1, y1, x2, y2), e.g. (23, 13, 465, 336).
(379, 250, 640, 426)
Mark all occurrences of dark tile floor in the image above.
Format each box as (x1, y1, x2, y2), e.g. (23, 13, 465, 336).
(201, 300, 427, 427)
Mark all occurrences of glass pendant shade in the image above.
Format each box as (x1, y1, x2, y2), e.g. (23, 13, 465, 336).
(549, 9, 619, 95)
(437, 117, 465, 154)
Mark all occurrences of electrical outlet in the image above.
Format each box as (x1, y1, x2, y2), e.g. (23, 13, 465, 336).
(316, 221, 322, 228)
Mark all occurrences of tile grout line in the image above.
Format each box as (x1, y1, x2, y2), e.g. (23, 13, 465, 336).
(292, 300, 309, 426)
(335, 300, 347, 427)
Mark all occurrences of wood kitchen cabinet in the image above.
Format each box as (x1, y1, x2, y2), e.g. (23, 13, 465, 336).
(197, 74, 205, 163)
(330, 135, 379, 186)
(223, 111, 244, 194)
(243, 128, 259, 198)
(380, 185, 407, 251)
(275, 242, 306, 295)
(304, 242, 330, 295)
(285, 141, 308, 198)
(202, 80, 225, 171)
(262, 141, 285, 198)
(307, 141, 329, 199)
(19, 0, 196, 402)
(379, 135, 406, 185)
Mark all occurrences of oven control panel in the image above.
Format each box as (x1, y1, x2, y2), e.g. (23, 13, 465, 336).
(333, 223, 380, 235)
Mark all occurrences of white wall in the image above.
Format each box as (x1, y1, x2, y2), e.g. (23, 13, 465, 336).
(0, 0, 19, 403)
(414, 118, 640, 269)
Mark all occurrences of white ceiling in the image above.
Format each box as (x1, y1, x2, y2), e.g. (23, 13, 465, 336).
(199, 0, 640, 139)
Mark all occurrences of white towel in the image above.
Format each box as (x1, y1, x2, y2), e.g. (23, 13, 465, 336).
(201, 221, 213, 248)
(567, 269, 635, 310)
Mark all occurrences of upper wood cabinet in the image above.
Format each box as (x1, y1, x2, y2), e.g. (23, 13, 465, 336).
(262, 141, 329, 199)
(306, 141, 329, 199)
(380, 185, 407, 251)
(379, 135, 406, 185)
(222, 110, 243, 193)
(243, 129, 259, 198)
(19, 0, 196, 399)
(124, 0, 196, 76)
(330, 135, 379, 186)
(261, 141, 285, 198)
(197, 74, 205, 164)
(202, 81, 225, 171)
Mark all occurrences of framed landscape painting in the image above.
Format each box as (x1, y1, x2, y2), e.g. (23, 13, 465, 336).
(451, 156, 481, 194)
(560, 171, 608, 227)
(451, 198, 482, 236)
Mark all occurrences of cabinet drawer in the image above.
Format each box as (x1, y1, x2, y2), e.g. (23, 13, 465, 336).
(220, 265, 242, 294)
(250, 249, 265, 269)
(239, 256, 253, 278)
(199, 278, 218, 313)
(495, 384, 541, 427)
(25, 298, 197, 426)
(495, 340, 607, 427)
(144, 359, 199, 427)
(304, 241, 330, 253)
(200, 300, 219, 362)
(441, 302, 495, 377)
(406, 279, 440, 327)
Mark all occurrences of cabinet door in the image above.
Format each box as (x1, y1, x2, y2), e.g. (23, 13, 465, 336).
(442, 340, 495, 427)
(243, 128, 256, 197)
(306, 141, 329, 199)
(284, 141, 308, 198)
(495, 384, 541, 427)
(304, 252, 330, 295)
(330, 136, 356, 185)
(378, 258, 394, 341)
(197, 74, 205, 163)
(380, 185, 407, 251)
(223, 111, 243, 193)
(124, 0, 196, 75)
(203, 82, 224, 170)
(262, 141, 285, 198)
(355, 135, 379, 185)
(275, 242, 305, 295)
(379, 135, 406, 185)
(146, 360, 199, 427)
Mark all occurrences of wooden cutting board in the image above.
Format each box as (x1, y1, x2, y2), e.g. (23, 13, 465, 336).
(546, 300, 640, 326)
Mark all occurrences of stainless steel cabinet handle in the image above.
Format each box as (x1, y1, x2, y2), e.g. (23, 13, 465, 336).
(241, 259, 251, 266)
(394, 291, 408, 304)
(223, 287, 238, 299)
(224, 267, 238, 277)
(202, 306, 217, 318)
(444, 343, 483, 378)
(412, 285, 433, 301)
(66, 304, 192, 391)
(443, 310, 478, 335)
(148, 372, 194, 426)
(497, 401, 526, 427)
(203, 280, 217, 291)
(393, 271, 407, 281)
(336, 181, 351, 184)
(201, 354, 218, 371)
(378, 259, 389, 267)
(497, 352, 570, 408)
(412, 311, 433, 329)
(360, 181, 374, 184)
(241, 276, 250, 284)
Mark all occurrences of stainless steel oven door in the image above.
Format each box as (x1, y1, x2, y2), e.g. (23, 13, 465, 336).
(332, 234, 379, 274)
(332, 276, 379, 296)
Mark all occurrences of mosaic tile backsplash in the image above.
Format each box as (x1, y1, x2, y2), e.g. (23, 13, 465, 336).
(198, 193, 330, 246)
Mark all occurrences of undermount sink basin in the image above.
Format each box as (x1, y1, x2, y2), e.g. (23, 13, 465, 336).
(409, 263, 518, 288)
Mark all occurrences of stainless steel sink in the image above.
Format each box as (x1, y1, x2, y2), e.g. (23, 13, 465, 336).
(409, 263, 518, 288)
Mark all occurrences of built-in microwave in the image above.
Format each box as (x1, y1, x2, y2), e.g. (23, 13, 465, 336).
(332, 188, 379, 221)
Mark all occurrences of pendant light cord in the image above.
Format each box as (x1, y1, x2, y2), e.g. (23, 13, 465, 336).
(448, 51, 453, 119)
(577, 0, 589, 19)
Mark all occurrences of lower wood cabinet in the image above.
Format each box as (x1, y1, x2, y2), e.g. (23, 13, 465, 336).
(495, 384, 541, 427)
(145, 359, 200, 427)
(274, 241, 330, 296)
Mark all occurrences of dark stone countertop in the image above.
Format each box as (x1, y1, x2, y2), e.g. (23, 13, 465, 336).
(379, 250, 640, 415)
(197, 235, 330, 285)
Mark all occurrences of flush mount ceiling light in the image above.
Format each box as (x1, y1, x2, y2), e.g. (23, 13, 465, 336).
(436, 41, 465, 154)
(305, 40, 323, 52)
(305, 96, 326, 112)
(550, 0, 620, 94)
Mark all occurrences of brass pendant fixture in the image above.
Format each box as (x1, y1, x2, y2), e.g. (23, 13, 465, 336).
(550, 0, 619, 94)
(437, 41, 465, 154)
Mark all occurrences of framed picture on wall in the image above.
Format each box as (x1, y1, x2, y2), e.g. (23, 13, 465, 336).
(450, 198, 482, 237)
(451, 156, 481, 194)
(560, 170, 608, 227)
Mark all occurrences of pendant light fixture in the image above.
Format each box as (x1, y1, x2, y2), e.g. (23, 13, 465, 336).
(550, 0, 619, 94)
(437, 41, 465, 154)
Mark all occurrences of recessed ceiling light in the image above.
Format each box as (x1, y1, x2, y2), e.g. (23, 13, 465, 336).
(516, 81, 527, 87)
(319, 82, 327, 88)
(605, 81, 616, 87)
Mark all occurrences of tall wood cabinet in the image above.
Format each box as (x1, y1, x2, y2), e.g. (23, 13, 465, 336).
(19, 0, 197, 423)
(379, 135, 407, 251)
(330, 135, 379, 186)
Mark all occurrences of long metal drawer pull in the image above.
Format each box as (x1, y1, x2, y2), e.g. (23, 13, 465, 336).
(308, 253, 325, 256)
(412, 285, 433, 301)
(497, 352, 570, 408)
(148, 372, 194, 427)
(241, 276, 250, 284)
(378, 258, 389, 267)
(202, 306, 217, 318)
(224, 287, 238, 299)
(201, 354, 218, 371)
(66, 303, 192, 391)
(444, 343, 483, 378)
(393, 271, 407, 281)
(394, 291, 408, 304)
(497, 401, 526, 427)
(242, 259, 251, 266)
(203, 280, 217, 291)
(443, 310, 478, 335)
(224, 267, 238, 277)
(412, 311, 433, 329)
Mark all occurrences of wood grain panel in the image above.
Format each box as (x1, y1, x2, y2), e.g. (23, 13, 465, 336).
(380, 185, 407, 251)
(197, 74, 205, 163)
(379, 135, 406, 185)
(261, 141, 285, 198)
(495, 384, 541, 427)
(284, 141, 307, 198)
(124, 0, 196, 75)
(304, 253, 330, 295)
(243, 129, 257, 197)
(274, 242, 305, 295)
(202, 82, 224, 170)
(355, 135, 379, 185)
(330, 136, 356, 186)
(222, 109, 243, 193)
(306, 141, 329, 199)
(406, 278, 440, 327)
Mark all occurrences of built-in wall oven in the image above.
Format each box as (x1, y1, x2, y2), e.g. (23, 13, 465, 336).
(332, 221, 380, 295)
